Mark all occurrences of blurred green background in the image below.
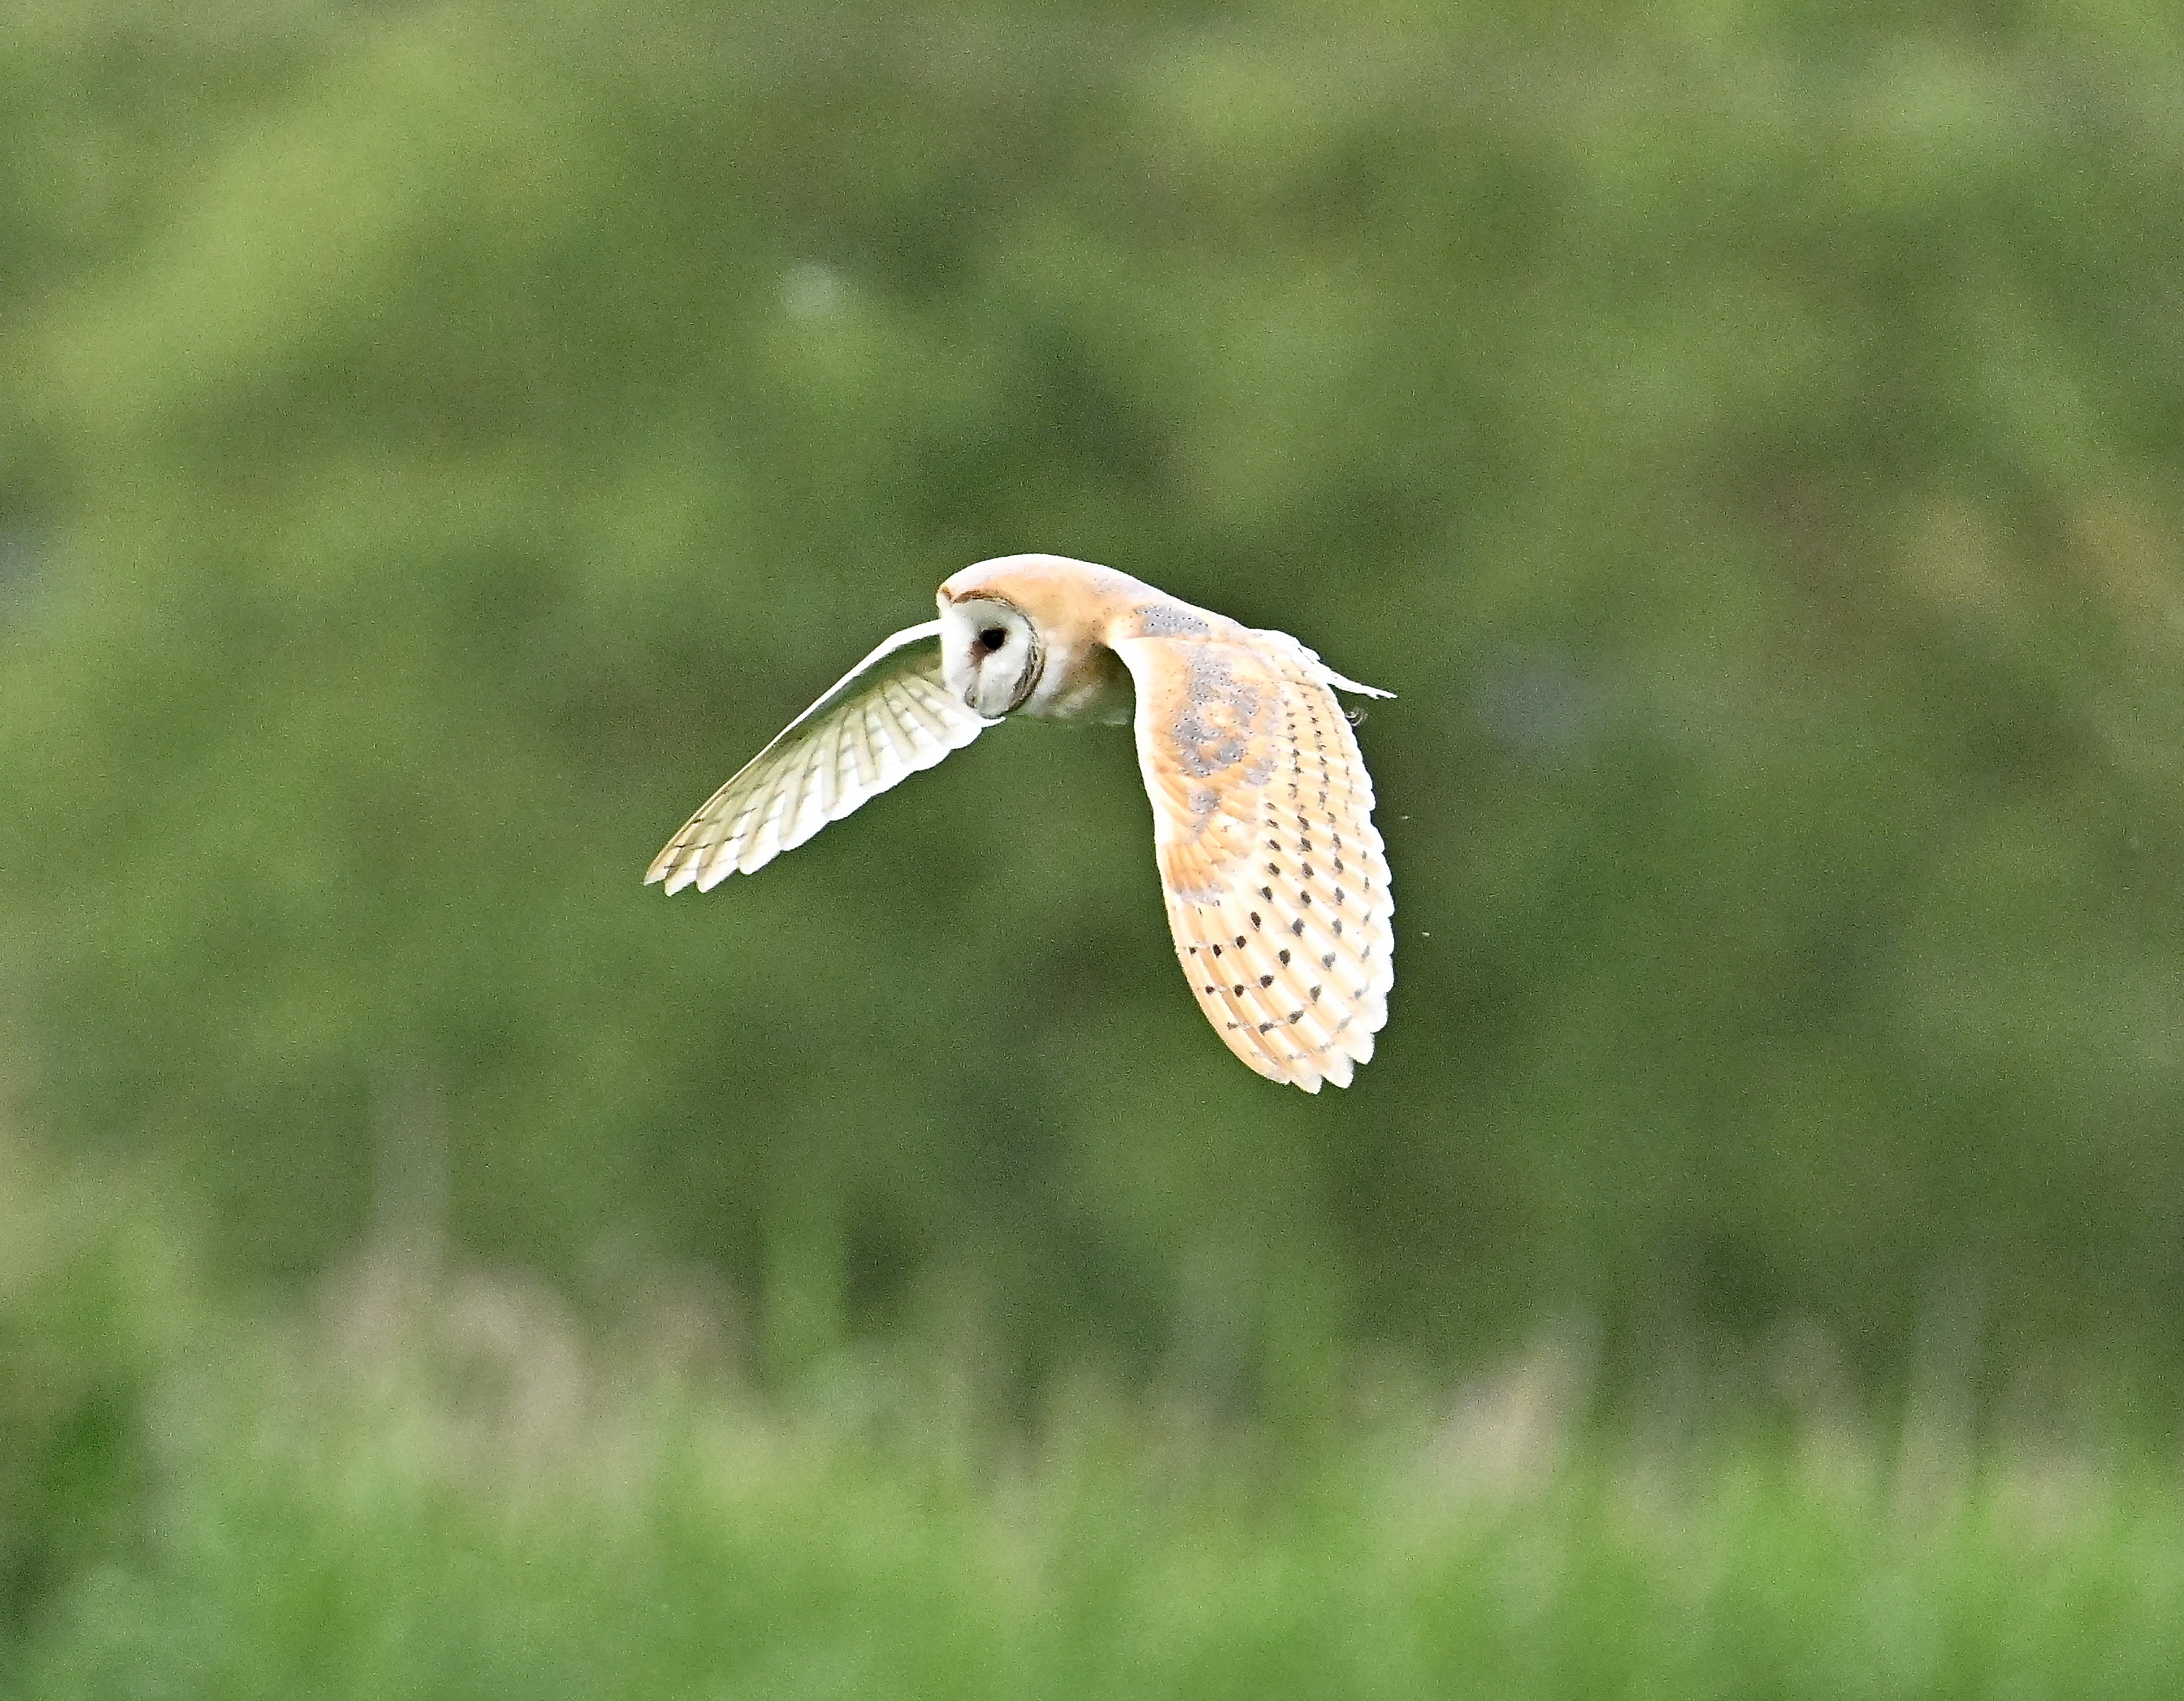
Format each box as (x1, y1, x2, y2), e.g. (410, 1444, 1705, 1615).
(3, 1, 2183, 1689)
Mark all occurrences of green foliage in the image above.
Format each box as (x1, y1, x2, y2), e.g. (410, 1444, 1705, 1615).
(14, 1262, 2184, 1700)
(0, 1132, 192, 1634)
(4, 1, 2184, 1393)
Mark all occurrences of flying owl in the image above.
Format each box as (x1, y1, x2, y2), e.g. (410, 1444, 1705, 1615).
(646, 554, 1394, 1090)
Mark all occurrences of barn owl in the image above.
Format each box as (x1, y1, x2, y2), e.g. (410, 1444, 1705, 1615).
(646, 554, 1394, 1090)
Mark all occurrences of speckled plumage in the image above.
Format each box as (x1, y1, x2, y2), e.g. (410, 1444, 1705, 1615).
(646, 554, 1394, 1091)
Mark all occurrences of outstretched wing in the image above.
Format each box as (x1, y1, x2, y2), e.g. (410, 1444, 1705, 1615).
(647, 621, 995, 893)
(1113, 628, 1394, 1092)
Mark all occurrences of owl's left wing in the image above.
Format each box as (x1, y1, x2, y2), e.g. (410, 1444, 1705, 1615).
(1112, 628, 1394, 1092)
(647, 621, 995, 893)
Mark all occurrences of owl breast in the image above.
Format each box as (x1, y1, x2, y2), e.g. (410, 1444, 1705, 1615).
(1018, 636, 1134, 724)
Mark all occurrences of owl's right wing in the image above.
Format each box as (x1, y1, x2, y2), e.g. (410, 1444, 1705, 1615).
(1112, 627, 1394, 1093)
(647, 621, 997, 893)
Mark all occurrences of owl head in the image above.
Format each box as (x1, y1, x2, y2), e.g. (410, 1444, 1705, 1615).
(937, 591, 1041, 717)
(937, 553, 1149, 719)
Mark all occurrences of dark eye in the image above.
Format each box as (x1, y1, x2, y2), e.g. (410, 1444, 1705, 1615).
(978, 626, 1008, 652)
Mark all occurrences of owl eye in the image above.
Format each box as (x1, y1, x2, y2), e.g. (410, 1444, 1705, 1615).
(978, 627, 1008, 652)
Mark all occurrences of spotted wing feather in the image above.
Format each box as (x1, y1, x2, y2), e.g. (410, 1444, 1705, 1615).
(1114, 629, 1394, 1092)
(647, 621, 995, 893)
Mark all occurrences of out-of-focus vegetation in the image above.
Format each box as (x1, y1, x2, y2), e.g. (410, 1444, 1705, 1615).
(3, 0, 2183, 1428)
(0, 1134, 188, 1639)
(6, 1233, 2183, 1700)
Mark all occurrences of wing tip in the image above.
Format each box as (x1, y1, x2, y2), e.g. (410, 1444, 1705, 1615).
(647, 844, 728, 894)
(1321, 667, 1394, 699)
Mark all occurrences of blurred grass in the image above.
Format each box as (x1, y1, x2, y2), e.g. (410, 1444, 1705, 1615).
(8, 1229, 2183, 1699)
(0, 1131, 193, 1639)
